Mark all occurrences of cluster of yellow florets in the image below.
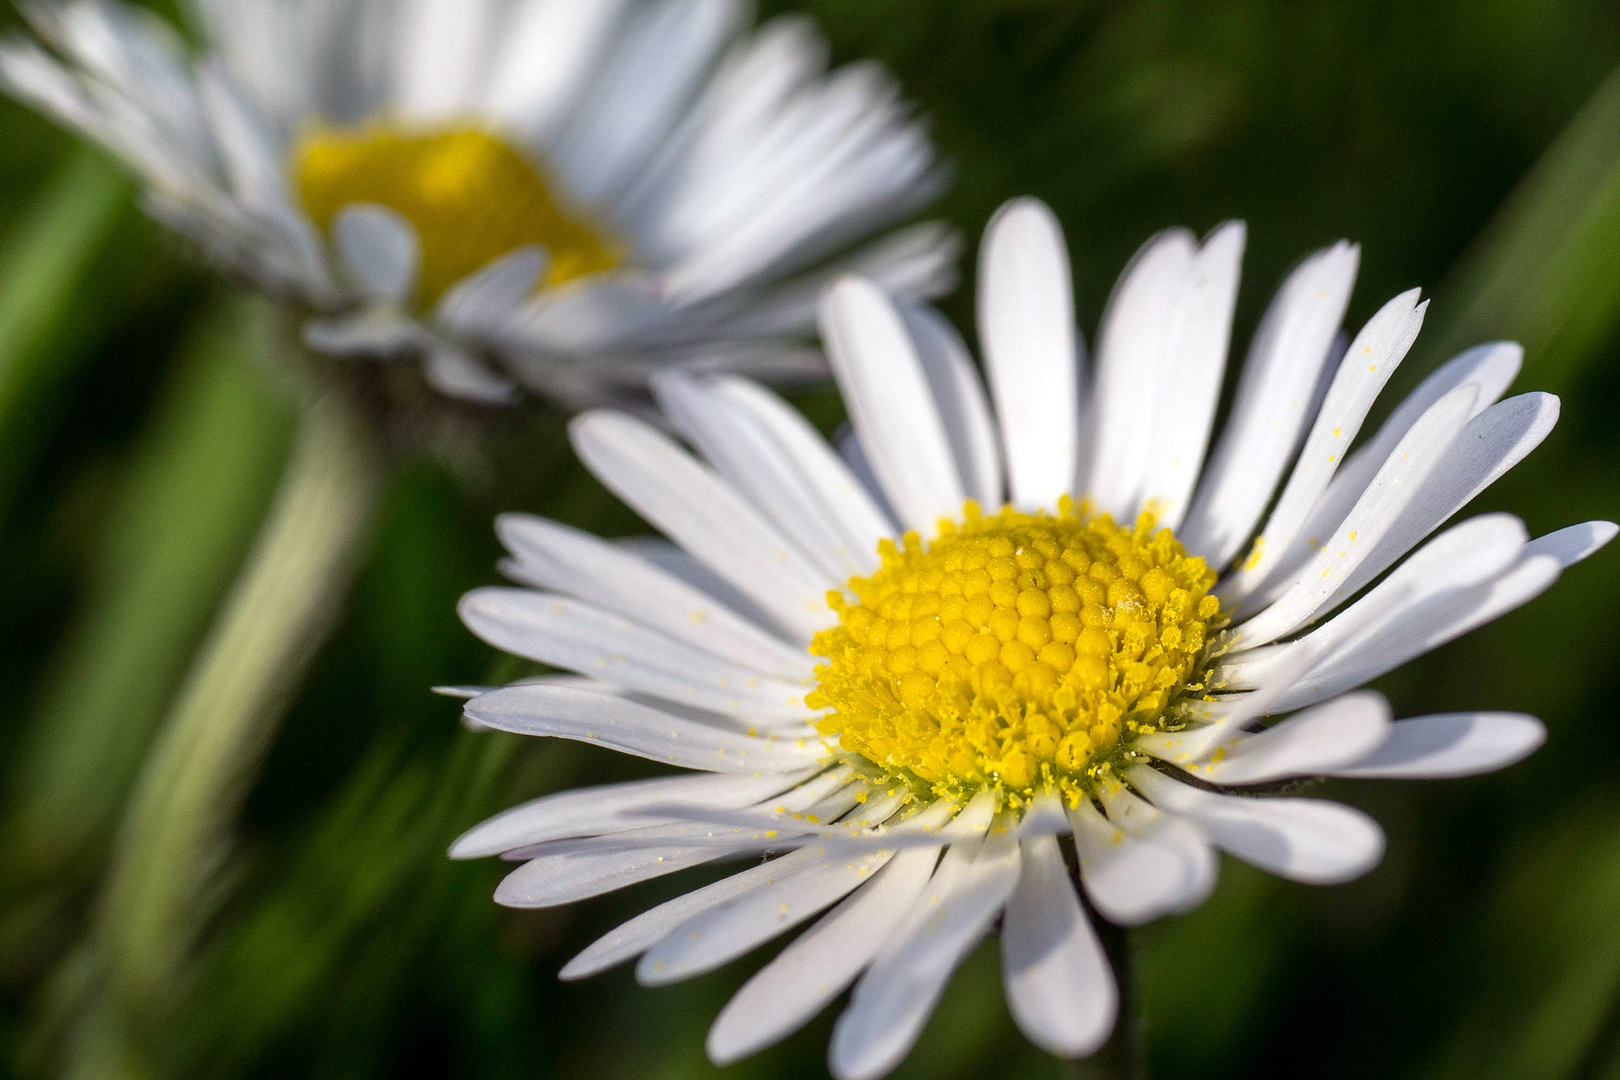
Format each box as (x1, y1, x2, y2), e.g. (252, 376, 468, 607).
(808, 499, 1221, 801)
(295, 127, 621, 304)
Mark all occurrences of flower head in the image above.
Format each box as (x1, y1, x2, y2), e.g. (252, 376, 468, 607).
(1, 0, 954, 404)
(452, 198, 1614, 1078)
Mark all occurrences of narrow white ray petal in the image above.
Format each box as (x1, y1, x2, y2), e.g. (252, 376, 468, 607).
(194, 61, 286, 214)
(639, 842, 898, 985)
(1291, 342, 1523, 563)
(1230, 381, 1478, 647)
(1084, 229, 1197, 520)
(394, 0, 498, 122)
(458, 588, 813, 720)
(1220, 290, 1427, 605)
(1530, 520, 1618, 564)
(302, 310, 423, 356)
(1178, 243, 1359, 567)
(977, 198, 1079, 511)
(903, 302, 1005, 510)
(1073, 790, 1216, 924)
(829, 817, 1021, 1080)
(332, 203, 419, 304)
(570, 410, 836, 641)
(1150, 644, 1324, 762)
(654, 373, 888, 580)
(1217, 513, 1528, 692)
(464, 684, 826, 773)
(706, 839, 944, 1065)
(1328, 712, 1546, 779)
(1317, 392, 1562, 612)
(563, 844, 830, 980)
(451, 771, 810, 860)
(495, 514, 812, 680)
(423, 346, 519, 405)
(434, 246, 547, 336)
(1268, 553, 1564, 712)
(1002, 834, 1116, 1058)
(1175, 692, 1393, 785)
(821, 278, 965, 533)
(483, 0, 630, 144)
(614, 536, 793, 644)
(1128, 766, 1385, 885)
(1138, 221, 1247, 529)
(1017, 790, 1072, 838)
(495, 843, 724, 908)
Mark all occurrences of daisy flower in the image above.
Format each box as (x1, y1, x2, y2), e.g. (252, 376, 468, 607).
(0, 0, 953, 405)
(449, 198, 1614, 1079)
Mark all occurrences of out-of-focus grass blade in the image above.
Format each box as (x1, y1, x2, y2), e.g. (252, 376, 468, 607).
(0, 146, 129, 514)
(0, 293, 293, 937)
(1418, 61, 1620, 392)
(1420, 789, 1620, 1080)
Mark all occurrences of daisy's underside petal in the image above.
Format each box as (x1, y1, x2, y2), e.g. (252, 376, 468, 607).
(1175, 692, 1394, 786)
(1001, 834, 1116, 1058)
(903, 302, 1004, 512)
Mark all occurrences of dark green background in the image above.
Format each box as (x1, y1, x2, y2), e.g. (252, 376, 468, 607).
(2, 1, 1619, 1077)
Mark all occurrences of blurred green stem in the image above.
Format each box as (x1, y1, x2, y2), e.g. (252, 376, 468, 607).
(89, 382, 385, 1068)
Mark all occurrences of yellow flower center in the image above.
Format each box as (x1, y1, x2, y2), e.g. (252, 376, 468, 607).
(809, 500, 1221, 802)
(293, 126, 622, 305)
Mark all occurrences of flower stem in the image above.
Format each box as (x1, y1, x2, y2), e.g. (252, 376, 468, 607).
(88, 384, 385, 1064)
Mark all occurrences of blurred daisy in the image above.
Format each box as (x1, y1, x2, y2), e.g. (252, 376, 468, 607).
(450, 198, 1614, 1078)
(0, 0, 953, 405)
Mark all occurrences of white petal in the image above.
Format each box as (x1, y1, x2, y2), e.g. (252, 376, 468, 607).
(302, 310, 423, 356)
(821, 278, 965, 534)
(1230, 381, 1478, 646)
(1316, 392, 1561, 613)
(563, 844, 827, 980)
(639, 843, 897, 985)
(483, 0, 629, 145)
(1001, 834, 1116, 1058)
(1218, 513, 1528, 694)
(1083, 228, 1197, 520)
(706, 840, 943, 1065)
(393, 0, 498, 122)
(977, 198, 1079, 511)
(1138, 221, 1247, 529)
(450, 770, 807, 860)
(828, 823, 1021, 1080)
(570, 410, 836, 641)
(1328, 712, 1546, 779)
(458, 588, 813, 720)
(424, 346, 519, 405)
(434, 246, 546, 336)
(1177, 692, 1394, 785)
(464, 683, 825, 773)
(654, 373, 888, 580)
(1073, 789, 1216, 924)
(1220, 289, 1427, 605)
(1179, 242, 1359, 567)
(332, 203, 419, 304)
(1128, 766, 1385, 885)
(495, 514, 811, 679)
(1291, 342, 1523, 566)
(903, 301, 1004, 510)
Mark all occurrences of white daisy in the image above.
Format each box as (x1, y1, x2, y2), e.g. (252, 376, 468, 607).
(0, 0, 954, 405)
(449, 198, 1614, 1079)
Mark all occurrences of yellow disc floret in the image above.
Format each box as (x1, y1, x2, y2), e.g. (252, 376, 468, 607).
(808, 499, 1221, 803)
(294, 126, 622, 305)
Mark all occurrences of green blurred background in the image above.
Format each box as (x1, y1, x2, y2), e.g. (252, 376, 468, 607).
(3, 0, 1620, 1077)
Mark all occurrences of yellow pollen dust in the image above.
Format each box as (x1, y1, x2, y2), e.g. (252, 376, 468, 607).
(808, 500, 1221, 802)
(294, 126, 622, 305)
